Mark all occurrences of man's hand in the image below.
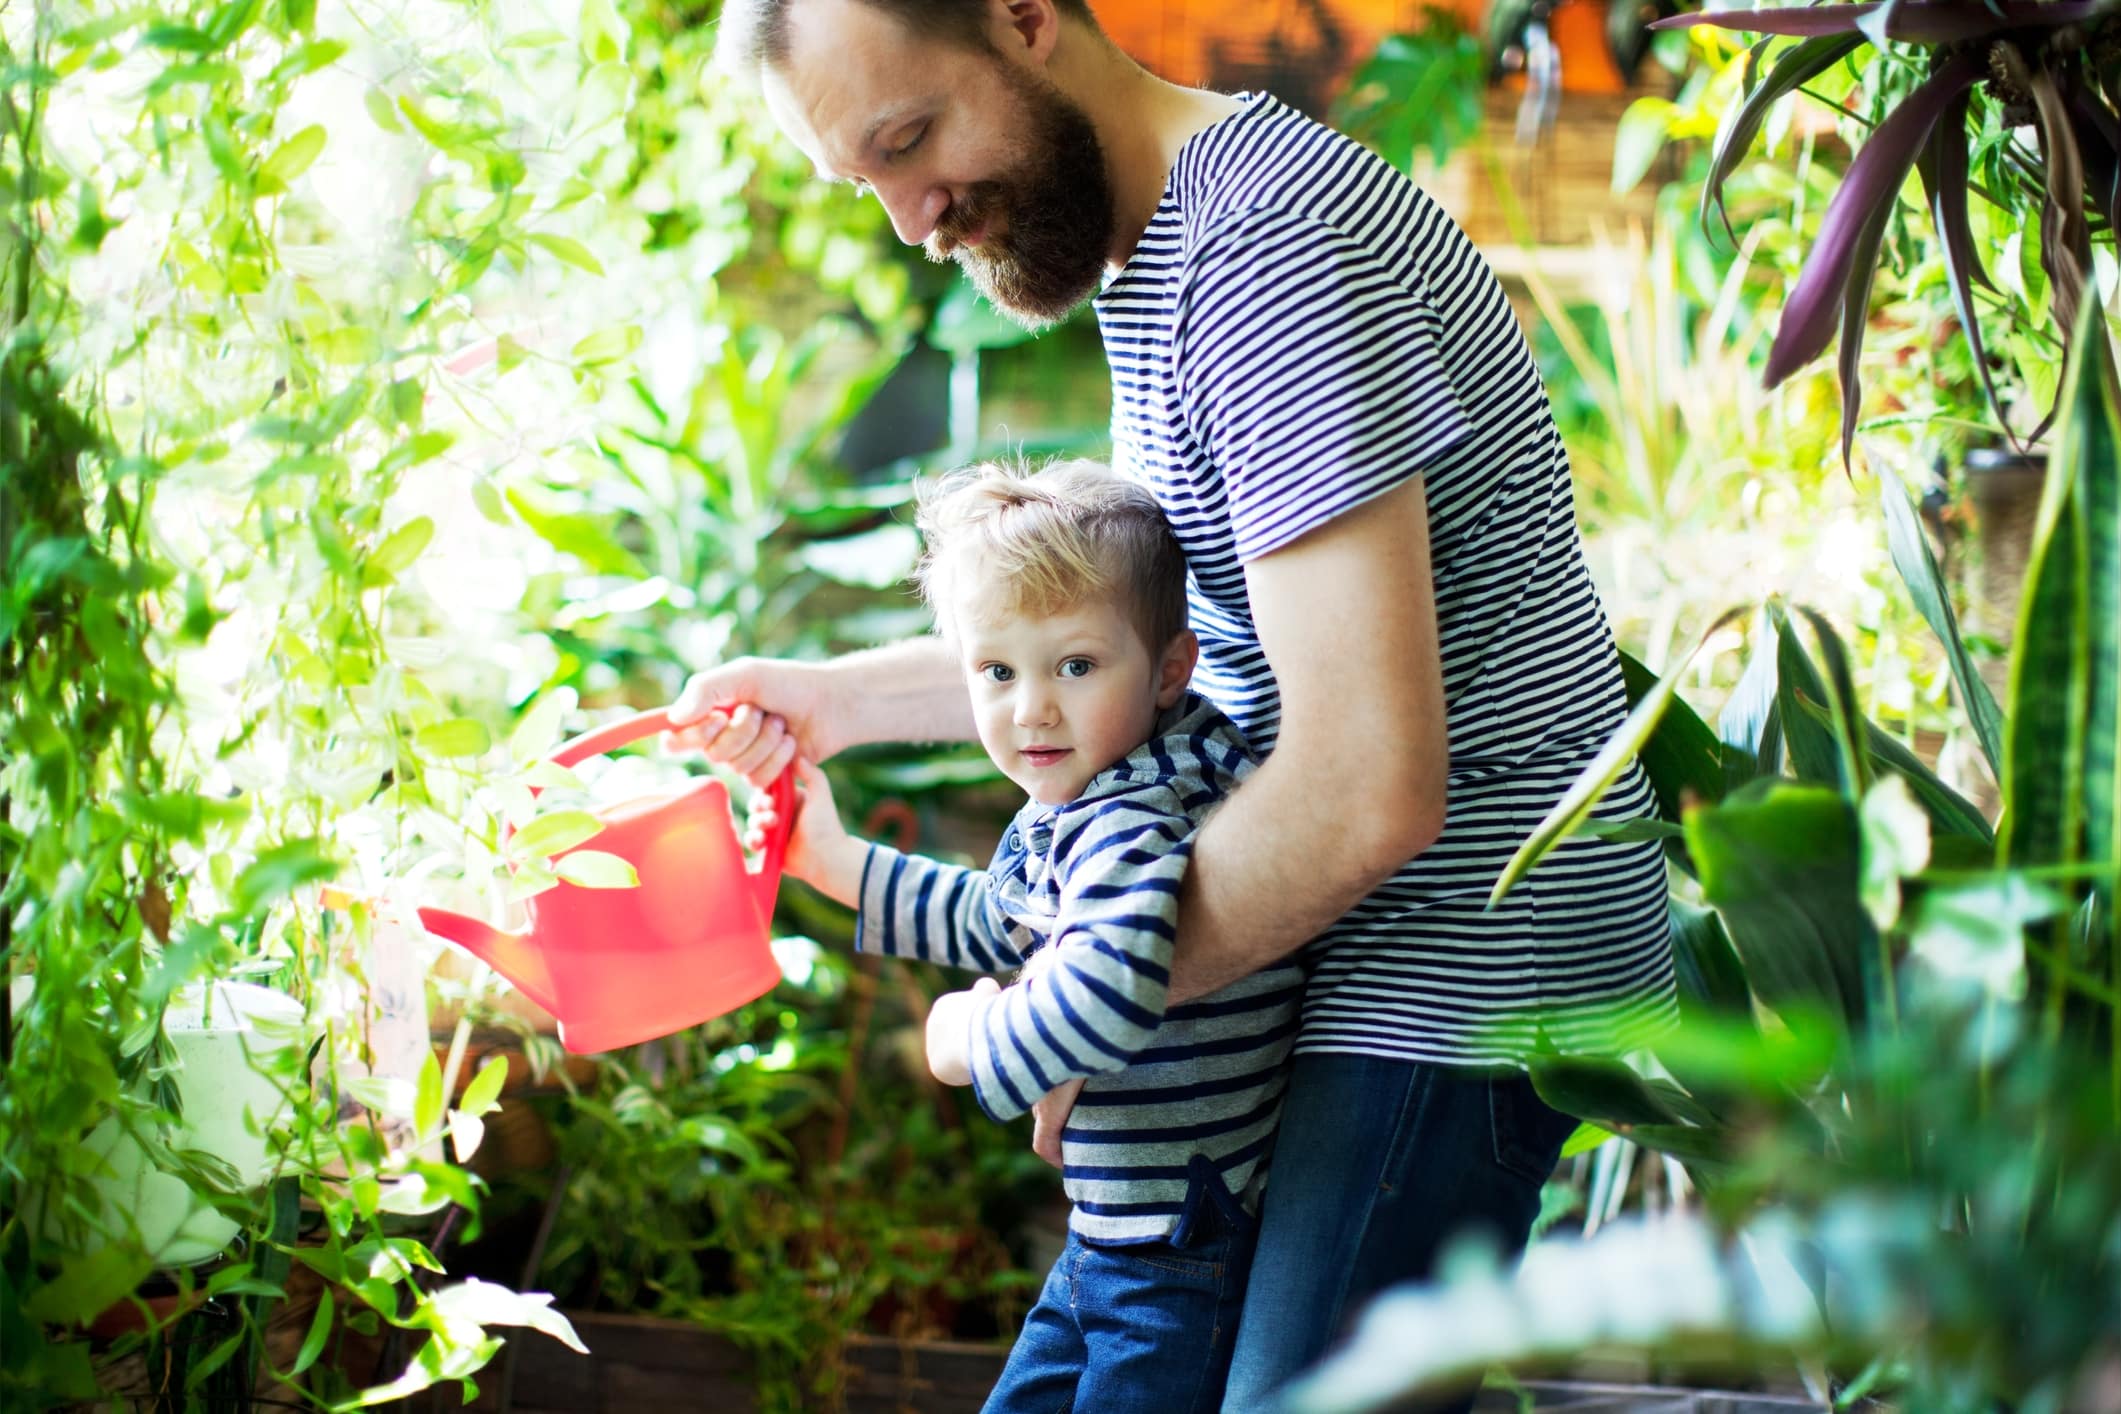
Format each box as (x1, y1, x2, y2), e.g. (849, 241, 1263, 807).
(1030, 1079, 1082, 1169)
(925, 977, 1000, 1086)
(742, 758, 867, 907)
(664, 657, 843, 787)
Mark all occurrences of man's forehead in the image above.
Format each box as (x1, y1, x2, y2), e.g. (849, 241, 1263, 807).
(761, 1, 948, 177)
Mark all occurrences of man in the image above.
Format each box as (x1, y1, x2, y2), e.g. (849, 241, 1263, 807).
(674, 2, 1676, 1408)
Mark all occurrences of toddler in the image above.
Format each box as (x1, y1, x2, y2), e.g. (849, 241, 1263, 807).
(765, 459, 1302, 1413)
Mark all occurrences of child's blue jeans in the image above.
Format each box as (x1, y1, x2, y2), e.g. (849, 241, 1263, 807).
(982, 1157, 1256, 1414)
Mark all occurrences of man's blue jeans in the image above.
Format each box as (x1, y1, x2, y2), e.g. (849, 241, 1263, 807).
(984, 1158, 1256, 1414)
(1220, 1053, 1578, 1413)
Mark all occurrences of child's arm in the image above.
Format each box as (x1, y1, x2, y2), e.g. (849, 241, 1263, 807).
(927, 786, 1190, 1118)
(761, 760, 1029, 974)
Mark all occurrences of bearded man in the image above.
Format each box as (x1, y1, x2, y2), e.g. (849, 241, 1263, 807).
(670, 3, 1676, 1409)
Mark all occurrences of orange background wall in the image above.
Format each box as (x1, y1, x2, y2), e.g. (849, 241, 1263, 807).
(1091, 0, 1627, 115)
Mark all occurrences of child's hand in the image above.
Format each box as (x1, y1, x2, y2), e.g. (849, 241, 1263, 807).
(744, 758, 863, 906)
(925, 977, 1000, 1087)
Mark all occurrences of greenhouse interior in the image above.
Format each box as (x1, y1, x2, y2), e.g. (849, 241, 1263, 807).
(4, 0, 2119, 1410)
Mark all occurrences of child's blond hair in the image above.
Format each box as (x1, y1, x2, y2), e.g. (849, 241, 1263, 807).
(915, 459, 1188, 651)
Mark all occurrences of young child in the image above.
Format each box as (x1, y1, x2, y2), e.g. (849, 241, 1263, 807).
(761, 459, 1302, 1413)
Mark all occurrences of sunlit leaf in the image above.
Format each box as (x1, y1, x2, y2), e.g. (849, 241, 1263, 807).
(553, 850, 638, 889)
(527, 233, 605, 276)
(416, 718, 494, 759)
(513, 809, 603, 859)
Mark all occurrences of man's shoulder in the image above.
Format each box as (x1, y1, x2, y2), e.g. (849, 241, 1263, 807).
(1173, 96, 1421, 262)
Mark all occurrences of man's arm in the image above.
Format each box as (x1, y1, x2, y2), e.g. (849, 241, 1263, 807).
(666, 636, 976, 782)
(1165, 476, 1449, 1002)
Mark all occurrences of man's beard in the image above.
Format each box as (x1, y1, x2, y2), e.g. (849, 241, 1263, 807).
(924, 68, 1115, 331)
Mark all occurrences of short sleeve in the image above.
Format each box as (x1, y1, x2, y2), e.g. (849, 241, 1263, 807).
(1173, 209, 1473, 562)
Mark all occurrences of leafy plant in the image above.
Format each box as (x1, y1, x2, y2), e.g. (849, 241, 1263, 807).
(1333, 8, 1488, 176)
(1654, 0, 2121, 458)
(1290, 313, 2121, 1413)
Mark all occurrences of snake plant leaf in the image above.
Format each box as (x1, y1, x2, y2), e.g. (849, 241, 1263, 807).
(2000, 316, 2121, 918)
(1491, 611, 1746, 906)
(1687, 781, 1874, 1033)
(1879, 460, 2007, 776)
(1765, 53, 1984, 389)
(1700, 33, 1866, 245)
(1917, 93, 2013, 441)
(1795, 606, 1871, 796)
(1650, 1, 2111, 42)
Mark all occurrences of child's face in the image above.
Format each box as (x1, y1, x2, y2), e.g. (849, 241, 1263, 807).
(948, 581, 1195, 807)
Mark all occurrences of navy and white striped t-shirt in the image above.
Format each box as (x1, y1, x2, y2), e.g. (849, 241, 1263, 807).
(1095, 94, 1676, 1063)
(856, 693, 1302, 1242)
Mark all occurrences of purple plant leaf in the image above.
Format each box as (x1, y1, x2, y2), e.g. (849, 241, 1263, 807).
(1653, 1, 2111, 42)
(1835, 194, 1896, 468)
(1702, 32, 1867, 245)
(2064, 81, 2121, 235)
(1765, 51, 1985, 389)
(1918, 91, 2017, 445)
(2027, 63, 2091, 351)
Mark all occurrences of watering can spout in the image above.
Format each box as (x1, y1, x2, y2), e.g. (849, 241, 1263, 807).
(417, 907, 563, 1017)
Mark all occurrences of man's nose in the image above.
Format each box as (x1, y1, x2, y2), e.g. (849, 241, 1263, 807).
(875, 180, 950, 246)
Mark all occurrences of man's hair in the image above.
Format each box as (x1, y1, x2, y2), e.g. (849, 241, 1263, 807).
(915, 458, 1188, 652)
(716, 0, 1100, 75)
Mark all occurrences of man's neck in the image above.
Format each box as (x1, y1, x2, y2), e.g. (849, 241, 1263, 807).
(1051, 35, 1249, 269)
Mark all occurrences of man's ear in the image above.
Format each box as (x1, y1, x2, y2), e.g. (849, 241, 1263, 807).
(989, 0, 1061, 66)
(1155, 629, 1199, 709)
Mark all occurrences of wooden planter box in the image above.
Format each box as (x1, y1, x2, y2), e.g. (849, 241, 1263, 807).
(375, 1310, 1825, 1414)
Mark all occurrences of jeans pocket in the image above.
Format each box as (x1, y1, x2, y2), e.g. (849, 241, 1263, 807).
(1487, 1072, 1575, 1188)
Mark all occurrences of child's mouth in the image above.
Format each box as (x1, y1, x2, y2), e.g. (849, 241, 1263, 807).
(1021, 748, 1071, 768)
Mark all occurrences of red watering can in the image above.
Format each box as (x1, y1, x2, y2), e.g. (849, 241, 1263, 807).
(418, 709, 794, 1054)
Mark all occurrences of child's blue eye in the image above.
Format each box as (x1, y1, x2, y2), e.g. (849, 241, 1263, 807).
(983, 664, 1015, 683)
(1060, 658, 1093, 679)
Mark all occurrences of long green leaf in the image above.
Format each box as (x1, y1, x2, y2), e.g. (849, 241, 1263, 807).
(1618, 649, 1729, 820)
(1878, 460, 2006, 776)
(1491, 612, 1745, 905)
(1700, 34, 1866, 242)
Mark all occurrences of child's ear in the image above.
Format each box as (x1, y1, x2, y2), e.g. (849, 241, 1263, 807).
(1154, 630, 1199, 709)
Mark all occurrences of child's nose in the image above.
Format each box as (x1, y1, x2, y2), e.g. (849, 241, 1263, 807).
(1014, 687, 1058, 728)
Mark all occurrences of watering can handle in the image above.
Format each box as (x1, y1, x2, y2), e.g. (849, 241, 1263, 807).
(544, 709, 798, 891)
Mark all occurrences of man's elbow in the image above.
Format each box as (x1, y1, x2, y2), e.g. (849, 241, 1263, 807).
(1357, 771, 1446, 879)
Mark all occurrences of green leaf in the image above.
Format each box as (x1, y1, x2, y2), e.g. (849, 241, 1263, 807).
(1687, 781, 1873, 1032)
(928, 275, 1036, 354)
(362, 87, 402, 133)
(503, 485, 644, 576)
(1559, 1122, 1613, 1159)
(527, 233, 605, 276)
(292, 1289, 334, 1374)
(26, 1245, 155, 1324)
(234, 838, 338, 914)
(1670, 898, 1751, 1019)
(267, 37, 346, 82)
(460, 1056, 509, 1117)
(1611, 95, 1674, 194)
(1493, 611, 1743, 904)
(143, 23, 216, 52)
(553, 850, 638, 889)
(571, 324, 643, 366)
(2003, 320, 2120, 878)
(1619, 647, 1730, 819)
(257, 123, 326, 189)
(1879, 467, 2006, 778)
(368, 516, 435, 578)
(513, 809, 603, 858)
(509, 688, 577, 764)
(416, 718, 494, 758)
(415, 1049, 444, 1139)
(184, 1329, 248, 1390)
